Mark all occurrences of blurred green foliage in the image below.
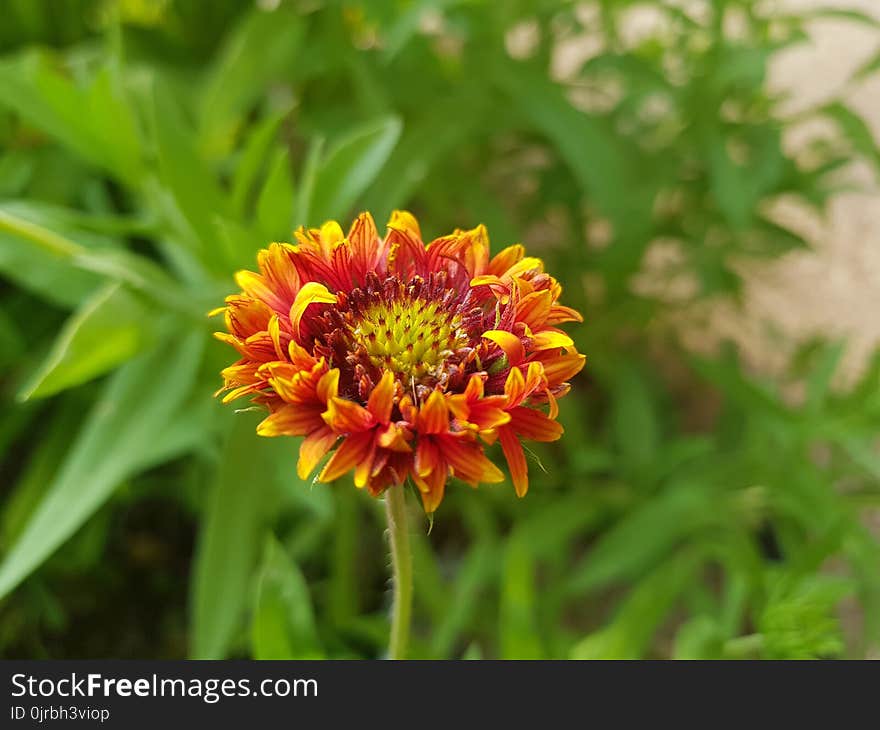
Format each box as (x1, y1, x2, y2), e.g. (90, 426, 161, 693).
(1, 0, 879, 659)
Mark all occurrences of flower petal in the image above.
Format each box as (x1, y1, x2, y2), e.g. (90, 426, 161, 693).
(417, 390, 449, 434)
(438, 434, 504, 485)
(289, 282, 337, 340)
(482, 330, 525, 365)
(540, 351, 586, 386)
(353, 440, 377, 488)
(412, 468, 446, 513)
(347, 211, 380, 285)
(463, 398, 511, 431)
(504, 366, 526, 405)
(546, 304, 584, 325)
(376, 422, 412, 452)
(367, 370, 396, 423)
(516, 290, 553, 330)
(323, 396, 374, 433)
(531, 330, 574, 351)
(317, 368, 340, 403)
(414, 437, 442, 477)
(257, 403, 325, 437)
(224, 295, 274, 337)
(319, 430, 375, 483)
(508, 406, 563, 442)
(297, 426, 338, 479)
(488, 244, 525, 275)
(320, 220, 344, 247)
(498, 426, 529, 497)
(388, 209, 422, 239)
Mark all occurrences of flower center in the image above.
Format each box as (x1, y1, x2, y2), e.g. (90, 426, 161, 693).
(347, 299, 467, 380)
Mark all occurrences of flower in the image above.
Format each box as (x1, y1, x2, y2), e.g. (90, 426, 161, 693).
(213, 211, 585, 512)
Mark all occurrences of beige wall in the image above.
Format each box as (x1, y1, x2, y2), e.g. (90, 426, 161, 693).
(709, 0, 880, 381)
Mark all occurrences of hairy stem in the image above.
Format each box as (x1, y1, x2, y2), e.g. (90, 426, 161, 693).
(384, 484, 413, 660)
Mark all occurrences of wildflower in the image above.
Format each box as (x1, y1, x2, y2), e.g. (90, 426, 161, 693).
(214, 212, 584, 512)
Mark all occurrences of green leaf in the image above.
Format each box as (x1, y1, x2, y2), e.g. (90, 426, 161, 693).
(571, 550, 704, 659)
(251, 535, 323, 659)
(0, 203, 204, 316)
(822, 102, 880, 169)
(673, 616, 726, 660)
(19, 283, 155, 400)
(1, 396, 84, 550)
(566, 483, 718, 596)
(72, 247, 217, 318)
(499, 533, 544, 659)
(151, 81, 229, 264)
(0, 328, 204, 600)
(231, 107, 291, 218)
(431, 538, 496, 659)
(308, 116, 402, 223)
(256, 147, 296, 240)
(805, 341, 845, 414)
(199, 7, 304, 159)
(759, 574, 849, 659)
(610, 361, 660, 476)
(190, 413, 298, 659)
(0, 230, 97, 308)
(364, 91, 489, 218)
(854, 49, 880, 81)
(493, 62, 652, 238)
(708, 136, 754, 229)
(0, 53, 142, 183)
(294, 136, 324, 226)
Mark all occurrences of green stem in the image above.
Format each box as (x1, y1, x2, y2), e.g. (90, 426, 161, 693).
(384, 484, 413, 660)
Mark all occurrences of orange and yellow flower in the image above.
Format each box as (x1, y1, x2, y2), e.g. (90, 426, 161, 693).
(213, 211, 584, 512)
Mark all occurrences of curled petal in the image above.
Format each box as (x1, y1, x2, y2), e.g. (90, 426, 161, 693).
(267, 315, 286, 360)
(531, 330, 574, 351)
(482, 330, 525, 365)
(289, 282, 337, 340)
(456, 224, 490, 278)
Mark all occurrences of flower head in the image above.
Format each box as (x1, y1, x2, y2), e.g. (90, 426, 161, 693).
(214, 211, 584, 512)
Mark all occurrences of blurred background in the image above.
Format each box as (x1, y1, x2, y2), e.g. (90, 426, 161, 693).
(1, 0, 879, 660)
